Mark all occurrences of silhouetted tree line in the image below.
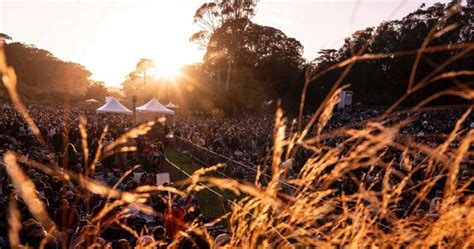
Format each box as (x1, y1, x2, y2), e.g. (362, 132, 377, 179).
(1, 1, 472, 110)
(0, 33, 109, 103)
(305, 1, 473, 110)
(179, 0, 472, 113)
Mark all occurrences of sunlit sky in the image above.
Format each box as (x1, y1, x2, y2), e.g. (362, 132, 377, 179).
(1, 0, 450, 87)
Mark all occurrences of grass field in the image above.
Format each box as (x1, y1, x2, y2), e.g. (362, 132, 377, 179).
(163, 146, 237, 219)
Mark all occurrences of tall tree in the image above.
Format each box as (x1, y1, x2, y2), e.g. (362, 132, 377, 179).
(135, 58, 155, 90)
(121, 58, 179, 103)
(202, 18, 305, 109)
(190, 0, 259, 47)
(191, 0, 260, 97)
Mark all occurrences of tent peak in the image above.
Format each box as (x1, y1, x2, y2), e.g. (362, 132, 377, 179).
(96, 98, 132, 115)
(136, 98, 174, 115)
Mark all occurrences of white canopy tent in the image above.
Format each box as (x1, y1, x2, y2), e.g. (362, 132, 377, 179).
(96, 97, 133, 115)
(165, 102, 179, 109)
(85, 99, 99, 104)
(137, 98, 175, 115)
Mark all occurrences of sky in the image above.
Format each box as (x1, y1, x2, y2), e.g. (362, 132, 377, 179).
(0, 0, 450, 87)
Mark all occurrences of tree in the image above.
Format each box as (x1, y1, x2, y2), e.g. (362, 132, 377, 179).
(190, 1, 263, 110)
(1, 36, 93, 103)
(186, 0, 307, 112)
(0, 33, 12, 41)
(204, 18, 305, 101)
(84, 81, 109, 101)
(190, 0, 259, 47)
(136, 58, 155, 74)
(121, 58, 184, 104)
(305, 1, 473, 108)
(135, 58, 155, 90)
(121, 58, 157, 100)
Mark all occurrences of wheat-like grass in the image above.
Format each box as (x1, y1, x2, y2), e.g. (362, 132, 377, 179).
(1, 4, 474, 246)
(7, 198, 22, 249)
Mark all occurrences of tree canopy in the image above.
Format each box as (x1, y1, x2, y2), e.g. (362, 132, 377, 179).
(197, 18, 306, 112)
(303, 1, 473, 109)
(84, 81, 109, 102)
(1, 35, 95, 103)
(191, 0, 259, 47)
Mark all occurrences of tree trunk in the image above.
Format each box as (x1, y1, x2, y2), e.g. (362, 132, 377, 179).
(217, 63, 221, 89)
(225, 61, 232, 92)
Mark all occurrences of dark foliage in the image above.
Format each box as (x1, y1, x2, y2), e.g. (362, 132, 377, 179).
(0, 36, 94, 103)
(305, 1, 473, 109)
(185, 1, 473, 113)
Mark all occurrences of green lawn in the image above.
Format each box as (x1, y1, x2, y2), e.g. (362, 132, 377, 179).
(163, 146, 237, 219)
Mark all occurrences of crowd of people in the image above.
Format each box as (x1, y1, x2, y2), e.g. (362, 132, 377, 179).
(172, 114, 274, 167)
(0, 104, 229, 248)
(0, 102, 472, 248)
(172, 109, 473, 168)
(172, 108, 473, 219)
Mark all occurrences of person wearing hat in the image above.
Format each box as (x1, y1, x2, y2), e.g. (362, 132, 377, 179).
(214, 233, 231, 246)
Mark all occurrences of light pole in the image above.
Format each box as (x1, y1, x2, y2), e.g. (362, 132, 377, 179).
(132, 95, 137, 125)
(143, 67, 147, 92)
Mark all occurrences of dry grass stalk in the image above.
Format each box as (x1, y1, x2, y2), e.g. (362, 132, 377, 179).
(1, 5, 474, 247)
(7, 198, 22, 249)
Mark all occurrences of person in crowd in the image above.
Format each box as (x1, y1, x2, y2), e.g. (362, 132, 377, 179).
(135, 235, 155, 248)
(164, 204, 187, 240)
(115, 239, 131, 249)
(152, 226, 171, 248)
(55, 199, 80, 233)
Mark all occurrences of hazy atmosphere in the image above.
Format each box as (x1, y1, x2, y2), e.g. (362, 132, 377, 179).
(1, 0, 449, 86)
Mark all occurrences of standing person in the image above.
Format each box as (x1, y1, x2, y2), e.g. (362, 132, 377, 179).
(63, 143, 78, 170)
(102, 136, 114, 178)
(51, 128, 63, 153)
(147, 142, 164, 172)
(89, 138, 99, 165)
(114, 143, 128, 171)
(55, 199, 80, 235)
(156, 142, 164, 172)
(164, 205, 186, 240)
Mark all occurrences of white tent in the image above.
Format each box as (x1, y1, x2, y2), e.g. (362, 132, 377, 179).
(96, 97, 133, 115)
(137, 98, 174, 115)
(85, 99, 99, 104)
(165, 102, 179, 109)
